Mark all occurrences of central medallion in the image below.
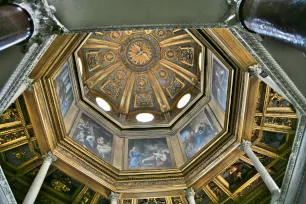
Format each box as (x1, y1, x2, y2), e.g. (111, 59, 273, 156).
(120, 34, 160, 72)
(128, 42, 152, 65)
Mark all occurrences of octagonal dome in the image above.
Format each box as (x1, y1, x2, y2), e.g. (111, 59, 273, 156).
(75, 30, 205, 128)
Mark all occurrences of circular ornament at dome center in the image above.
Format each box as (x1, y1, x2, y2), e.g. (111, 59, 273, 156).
(120, 34, 160, 72)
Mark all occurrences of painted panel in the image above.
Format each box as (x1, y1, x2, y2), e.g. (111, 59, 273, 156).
(54, 57, 74, 117)
(138, 198, 166, 204)
(180, 109, 220, 159)
(128, 138, 172, 169)
(195, 189, 212, 204)
(72, 114, 113, 163)
(212, 58, 229, 111)
(220, 159, 257, 193)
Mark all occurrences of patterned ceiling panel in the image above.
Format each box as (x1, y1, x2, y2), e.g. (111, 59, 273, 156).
(76, 30, 204, 128)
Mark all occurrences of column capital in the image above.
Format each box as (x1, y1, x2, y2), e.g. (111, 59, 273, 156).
(42, 151, 57, 163)
(240, 140, 252, 151)
(184, 187, 195, 197)
(110, 192, 120, 200)
(248, 64, 263, 76)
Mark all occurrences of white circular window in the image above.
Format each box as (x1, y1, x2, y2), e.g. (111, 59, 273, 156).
(136, 113, 154, 123)
(96, 97, 111, 111)
(198, 52, 203, 71)
(77, 57, 83, 76)
(177, 93, 191, 109)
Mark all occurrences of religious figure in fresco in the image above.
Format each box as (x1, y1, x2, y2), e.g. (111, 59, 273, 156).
(212, 59, 229, 111)
(96, 137, 112, 159)
(54, 58, 74, 117)
(180, 110, 220, 159)
(128, 138, 172, 169)
(129, 146, 142, 168)
(72, 114, 113, 163)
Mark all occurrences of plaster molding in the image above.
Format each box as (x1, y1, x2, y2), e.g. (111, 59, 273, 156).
(0, 166, 17, 204)
(278, 116, 306, 204)
(15, 0, 67, 51)
(0, 35, 55, 115)
(222, 0, 243, 27)
(248, 64, 263, 76)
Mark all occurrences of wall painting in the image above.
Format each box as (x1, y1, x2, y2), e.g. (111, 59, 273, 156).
(212, 58, 229, 111)
(72, 114, 113, 163)
(180, 109, 220, 159)
(54, 57, 74, 117)
(128, 138, 172, 169)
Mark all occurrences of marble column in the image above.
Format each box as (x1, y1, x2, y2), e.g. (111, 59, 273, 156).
(0, 4, 33, 51)
(110, 192, 120, 204)
(241, 140, 280, 203)
(238, 0, 306, 51)
(248, 64, 290, 103)
(184, 187, 196, 204)
(23, 152, 57, 204)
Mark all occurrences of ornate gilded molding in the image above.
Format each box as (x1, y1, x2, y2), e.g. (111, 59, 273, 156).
(66, 23, 229, 34)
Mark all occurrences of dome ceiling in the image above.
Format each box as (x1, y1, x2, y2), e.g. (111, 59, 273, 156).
(76, 30, 204, 128)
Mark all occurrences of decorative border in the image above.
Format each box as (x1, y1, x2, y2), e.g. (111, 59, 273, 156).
(0, 166, 17, 204)
(278, 116, 306, 203)
(66, 23, 228, 34)
(0, 36, 56, 114)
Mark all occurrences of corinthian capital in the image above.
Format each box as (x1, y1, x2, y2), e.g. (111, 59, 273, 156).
(42, 151, 57, 163)
(240, 140, 252, 151)
(110, 192, 120, 200)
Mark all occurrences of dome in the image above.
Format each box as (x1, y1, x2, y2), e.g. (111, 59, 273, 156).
(75, 30, 204, 128)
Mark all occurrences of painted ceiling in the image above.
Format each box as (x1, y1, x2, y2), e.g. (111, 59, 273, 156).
(76, 30, 204, 128)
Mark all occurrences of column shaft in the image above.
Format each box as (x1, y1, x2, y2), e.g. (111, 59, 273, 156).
(186, 196, 196, 204)
(239, 0, 306, 51)
(243, 144, 280, 194)
(0, 4, 34, 51)
(22, 159, 51, 204)
(23, 152, 56, 204)
(184, 188, 196, 204)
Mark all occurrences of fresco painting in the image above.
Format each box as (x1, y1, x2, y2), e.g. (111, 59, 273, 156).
(195, 189, 212, 204)
(212, 58, 229, 111)
(261, 131, 287, 149)
(72, 114, 113, 163)
(180, 110, 220, 159)
(128, 138, 172, 169)
(54, 58, 74, 117)
(221, 160, 257, 192)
